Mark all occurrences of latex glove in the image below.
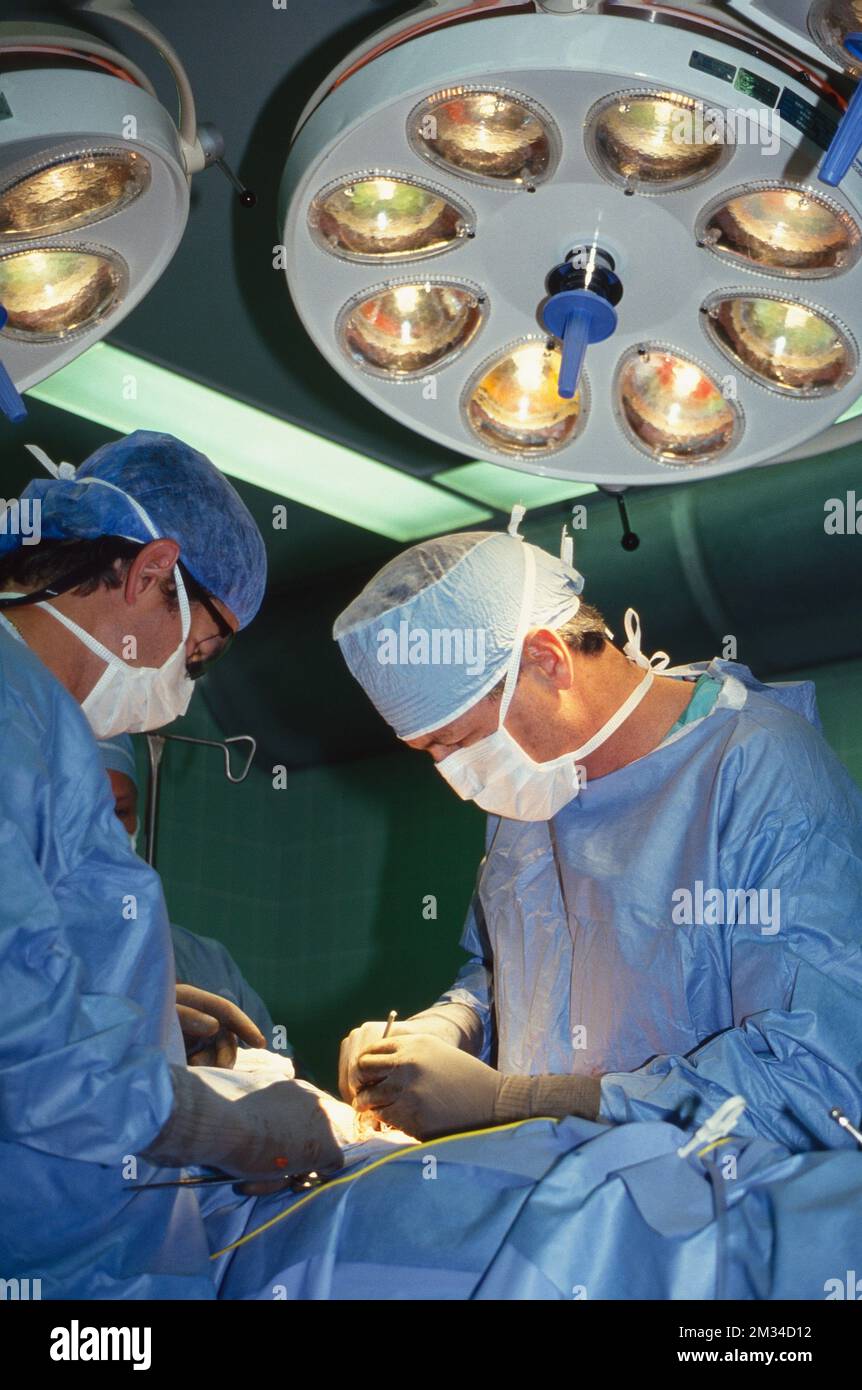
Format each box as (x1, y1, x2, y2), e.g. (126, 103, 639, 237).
(354, 1034, 503, 1140)
(175, 983, 266, 1067)
(338, 1021, 441, 1102)
(143, 1067, 344, 1180)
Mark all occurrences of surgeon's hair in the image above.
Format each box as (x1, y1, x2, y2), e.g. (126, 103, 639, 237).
(0, 536, 143, 596)
(555, 600, 608, 656)
(488, 599, 609, 701)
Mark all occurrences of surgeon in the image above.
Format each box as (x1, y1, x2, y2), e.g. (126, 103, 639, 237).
(97, 733, 277, 1063)
(0, 432, 340, 1299)
(335, 527, 862, 1151)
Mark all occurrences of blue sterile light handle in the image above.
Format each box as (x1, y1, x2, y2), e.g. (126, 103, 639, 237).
(542, 288, 619, 400)
(559, 307, 591, 399)
(0, 305, 27, 424)
(819, 35, 862, 188)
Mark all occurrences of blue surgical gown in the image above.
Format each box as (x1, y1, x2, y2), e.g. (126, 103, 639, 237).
(0, 623, 215, 1298)
(436, 660, 862, 1153)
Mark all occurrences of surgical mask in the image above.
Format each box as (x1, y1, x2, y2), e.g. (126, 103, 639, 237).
(435, 546, 668, 822)
(38, 570, 194, 740)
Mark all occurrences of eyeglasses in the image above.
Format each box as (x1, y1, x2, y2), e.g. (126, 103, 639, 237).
(177, 563, 236, 680)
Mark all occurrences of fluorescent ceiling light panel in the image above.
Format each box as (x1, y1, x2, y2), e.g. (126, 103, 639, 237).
(24, 343, 492, 541)
(435, 461, 598, 509)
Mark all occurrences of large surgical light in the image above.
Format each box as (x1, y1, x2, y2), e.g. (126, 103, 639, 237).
(0, 2, 228, 419)
(278, 0, 862, 487)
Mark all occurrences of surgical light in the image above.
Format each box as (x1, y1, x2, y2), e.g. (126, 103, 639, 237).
(0, 1, 239, 420)
(279, 1, 862, 487)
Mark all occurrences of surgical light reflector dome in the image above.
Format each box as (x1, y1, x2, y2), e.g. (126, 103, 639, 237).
(338, 279, 484, 377)
(309, 175, 472, 261)
(408, 87, 558, 186)
(615, 347, 741, 464)
(809, 0, 862, 78)
(0, 246, 127, 340)
(279, 4, 862, 486)
(585, 90, 733, 193)
(702, 292, 856, 395)
(463, 338, 586, 456)
(0, 151, 150, 239)
(697, 184, 862, 276)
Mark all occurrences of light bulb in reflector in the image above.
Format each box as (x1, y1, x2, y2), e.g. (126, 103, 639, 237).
(697, 185, 861, 276)
(616, 347, 740, 463)
(0, 247, 127, 340)
(338, 281, 484, 377)
(0, 152, 150, 239)
(808, 0, 862, 77)
(585, 90, 731, 193)
(408, 87, 556, 185)
(703, 294, 856, 396)
(309, 175, 471, 260)
(463, 340, 586, 455)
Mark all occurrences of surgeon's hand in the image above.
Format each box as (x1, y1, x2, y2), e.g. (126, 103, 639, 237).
(143, 1068, 344, 1182)
(175, 984, 266, 1068)
(354, 1034, 502, 1140)
(338, 1020, 447, 1102)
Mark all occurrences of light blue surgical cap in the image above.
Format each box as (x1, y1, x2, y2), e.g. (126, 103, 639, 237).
(333, 531, 584, 739)
(97, 734, 138, 786)
(0, 431, 267, 629)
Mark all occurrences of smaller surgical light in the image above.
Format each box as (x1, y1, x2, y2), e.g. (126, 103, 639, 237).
(808, 0, 862, 78)
(0, 151, 150, 239)
(697, 184, 862, 276)
(408, 87, 557, 186)
(703, 294, 856, 396)
(585, 90, 732, 194)
(615, 346, 740, 463)
(309, 175, 471, 261)
(338, 280, 484, 378)
(0, 246, 127, 340)
(463, 339, 587, 455)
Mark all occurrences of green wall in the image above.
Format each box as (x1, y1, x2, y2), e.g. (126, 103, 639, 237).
(140, 696, 485, 1090)
(143, 654, 862, 1093)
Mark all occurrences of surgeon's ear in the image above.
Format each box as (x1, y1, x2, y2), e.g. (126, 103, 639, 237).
(522, 628, 575, 689)
(123, 539, 181, 606)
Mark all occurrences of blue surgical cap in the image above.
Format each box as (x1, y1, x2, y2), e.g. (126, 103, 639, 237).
(97, 734, 138, 786)
(333, 531, 584, 739)
(0, 431, 267, 629)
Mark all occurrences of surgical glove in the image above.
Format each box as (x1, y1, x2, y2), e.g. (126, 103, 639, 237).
(142, 1065, 343, 1179)
(354, 1034, 503, 1139)
(176, 983, 266, 1067)
(338, 1002, 482, 1102)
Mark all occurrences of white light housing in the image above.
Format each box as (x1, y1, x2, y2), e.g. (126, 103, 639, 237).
(0, 69, 189, 393)
(279, 5, 862, 486)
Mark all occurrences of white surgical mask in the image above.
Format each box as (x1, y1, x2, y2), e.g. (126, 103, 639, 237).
(39, 570, 194, 740)
(435, 546, 667, 822)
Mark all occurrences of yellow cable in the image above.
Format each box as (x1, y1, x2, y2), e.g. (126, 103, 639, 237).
(209, 1118, 556, 1260)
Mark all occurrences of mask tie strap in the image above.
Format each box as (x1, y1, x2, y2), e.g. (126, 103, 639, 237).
(623, 607, 670, 672)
